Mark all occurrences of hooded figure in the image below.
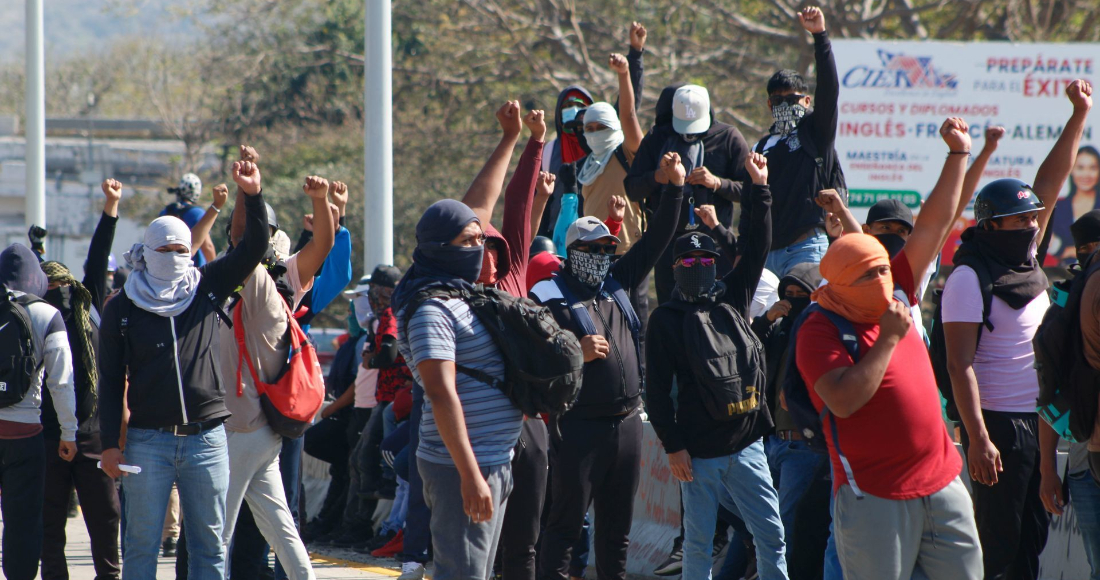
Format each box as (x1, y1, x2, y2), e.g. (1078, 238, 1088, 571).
(392, 199, 484, 315)
(124, 216, 203, 317)
(536, 86, 595, 239)
(0, 243, 48, 299)
(624, 83, 752, 304)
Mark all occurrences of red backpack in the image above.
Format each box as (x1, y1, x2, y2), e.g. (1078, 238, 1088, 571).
(234, 302, 325, 438)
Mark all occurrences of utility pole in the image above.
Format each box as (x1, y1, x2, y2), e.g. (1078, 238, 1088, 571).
(363, 0, 394, 269)
(25, 0, 46, 230)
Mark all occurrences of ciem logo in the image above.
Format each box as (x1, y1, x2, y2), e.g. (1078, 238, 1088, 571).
(843, 50, 958, 90)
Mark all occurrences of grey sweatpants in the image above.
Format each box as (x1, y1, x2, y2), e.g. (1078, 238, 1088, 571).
(223, 426, 315, 580)
(834, 476, 982, 580)
(419, 458, 512, 580)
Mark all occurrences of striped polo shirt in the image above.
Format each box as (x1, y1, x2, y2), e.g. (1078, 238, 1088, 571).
(399, 297, 521, 467)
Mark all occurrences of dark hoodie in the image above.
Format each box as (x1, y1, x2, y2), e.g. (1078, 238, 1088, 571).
(751, 262, 822, 433)
(645, 179, 773, 459)
(624, 84, 750, 232)
(537, 49, 646, 237)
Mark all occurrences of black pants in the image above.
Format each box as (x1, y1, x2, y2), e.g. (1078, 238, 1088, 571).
(0, 434, 47, 580)
(41, 436, 121, 580)
(960, 410, 1049, 580)
(539, 412, 642, 580)
(498, 419, 549, 580)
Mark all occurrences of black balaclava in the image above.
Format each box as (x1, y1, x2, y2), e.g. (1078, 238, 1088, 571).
(873, 233, 907, 260)
(673, 260, 717, 301)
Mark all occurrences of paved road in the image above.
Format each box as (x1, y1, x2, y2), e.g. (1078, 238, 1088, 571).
(0, 512, 406, 579)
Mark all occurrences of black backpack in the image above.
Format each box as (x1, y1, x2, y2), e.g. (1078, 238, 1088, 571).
(403, 284, 585, 417)
(928, 259, 994, 422)
(1034, 257, 1100, 442)
(0, 286, 43, 409)
(781, 303, 866, 498)
(667, 299, 767, 422)
(162, 201, 198, 220)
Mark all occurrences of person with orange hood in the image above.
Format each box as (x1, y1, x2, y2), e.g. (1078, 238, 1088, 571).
(795, 118, 983, 579)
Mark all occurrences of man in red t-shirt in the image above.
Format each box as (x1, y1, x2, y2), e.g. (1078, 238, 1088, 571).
(795, 118, 982, 579)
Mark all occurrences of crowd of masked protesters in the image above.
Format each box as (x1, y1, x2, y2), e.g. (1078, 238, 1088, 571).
(4, 6, 1100, 580)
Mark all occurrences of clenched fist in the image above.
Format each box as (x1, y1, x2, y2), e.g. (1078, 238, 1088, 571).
(239, 145, 259, 163)
(101, 179, 122, 201)
(330, 181, 349, 214)
(303, 176, 330, 200)
(745, 152, 769, 185)
(496, 100, 522, 138)
(212, 184, 228, 209)
(660, 152, 686, 187)
(232, 161, 262, 195)
(523, 109, 547, 142)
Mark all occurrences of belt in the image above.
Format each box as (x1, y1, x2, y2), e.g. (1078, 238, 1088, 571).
(157, 418, 224, 437)
(776, 429, 804, 441)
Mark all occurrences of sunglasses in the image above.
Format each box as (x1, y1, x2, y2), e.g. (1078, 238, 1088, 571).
(576, 243, 618, 255)
(679, 257, 715, 267)
(769, 93, 807, 107)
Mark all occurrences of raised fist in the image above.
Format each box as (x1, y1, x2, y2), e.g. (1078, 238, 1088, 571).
(984, 126, 1006, 150)
(303, 176, 329, 200)
(232, 161, 262, 195)
(629, 22, 647, 51)
(660, 152, 686, 187)
(330, 180, 349, 212)
(496, 100, 522, 138)
(608, 53, 628, 75)
(101, 179, 122, 201)
(1068, 79, 1094, 113)
(608, 195, 627, 222)
(694, 204, 718, 229)
(799, 6, 826, 34)
(212, 184, 228, 209)
(745, 152, 769, 185)
(536, 171, 556, 199)
(815, 188, 845, 214)
(239, 145, 259, 163)
(523, 109, 547, 142)
(940, 117, 972, 152)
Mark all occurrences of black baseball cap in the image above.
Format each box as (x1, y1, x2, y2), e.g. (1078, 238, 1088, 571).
(673, 232, 720, 259)
(369, 265, 402, 289)
(1072, 210, 1100, 246)
(865, 199, 914, 230)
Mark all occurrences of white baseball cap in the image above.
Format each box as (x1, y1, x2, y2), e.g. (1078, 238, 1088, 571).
(672, 85, 711, 135)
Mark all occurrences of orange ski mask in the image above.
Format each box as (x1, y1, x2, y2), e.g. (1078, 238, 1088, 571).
(812, 234, 893, 324)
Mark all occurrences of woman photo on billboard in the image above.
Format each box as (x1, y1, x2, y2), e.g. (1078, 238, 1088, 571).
(1050, 145, 1100, 264)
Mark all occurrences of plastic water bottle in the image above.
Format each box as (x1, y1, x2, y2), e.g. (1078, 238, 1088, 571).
(553, 192, 579, 256)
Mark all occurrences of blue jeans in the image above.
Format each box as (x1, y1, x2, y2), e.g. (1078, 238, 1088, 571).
(121, 425, 229, 580)
(1070, 471, 1100, 580)
(274, 435, 303, 580)
(680, 439, 788, 580)
(400, 384, 431, 564)
(765, 232, 829, 277)
(765, 437, 828, 552)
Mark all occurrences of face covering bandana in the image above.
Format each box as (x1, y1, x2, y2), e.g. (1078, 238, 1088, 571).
(354, 295, 373, 327)
(812, 234, 893, 324)
(124, 216, 202, 317)
(874, 233, 907, 260)
(477, 244, 499, 285)
(567, 248, 612, 288)
(978, 226, 1039, 265)
(673, 263, 717, 301)
(786, 296, 811, 319)
(770, 101, 807, 136)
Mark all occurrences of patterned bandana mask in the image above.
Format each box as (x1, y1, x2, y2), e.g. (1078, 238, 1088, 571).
(567, 248, 612, 288)
(770, 102, 807, 136)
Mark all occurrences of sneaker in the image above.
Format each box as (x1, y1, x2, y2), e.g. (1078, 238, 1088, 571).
(712, 530, 730, 560)
(397, 561, 425, 580)
(162, 538, 177, 558)
(362, 528, 398, 552)
(371, 529, 405, 558)
(653, 541, 683, 576)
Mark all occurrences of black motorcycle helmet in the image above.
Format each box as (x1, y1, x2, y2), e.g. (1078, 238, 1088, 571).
(973, 178, 1044, 225)
(529, 236, 557, 258)
(265, 202, 280, 234)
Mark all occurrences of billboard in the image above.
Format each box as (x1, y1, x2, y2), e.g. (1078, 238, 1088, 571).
(832, 40, 1099, 264)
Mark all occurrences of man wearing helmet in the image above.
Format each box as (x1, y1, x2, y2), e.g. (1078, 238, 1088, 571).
(943, 79, 1093, 579)
(162, 172, 217, 266)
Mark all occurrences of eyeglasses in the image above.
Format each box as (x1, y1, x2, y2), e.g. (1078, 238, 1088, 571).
(769, 93, 807, 107)
(576, 243, 618, 255)
(679, 257, 715, 267)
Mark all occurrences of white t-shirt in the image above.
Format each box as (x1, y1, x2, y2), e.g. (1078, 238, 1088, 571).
(284, 252, 315, 311)
(354, 324, 379, 409)
(941, 265, 1049, 413)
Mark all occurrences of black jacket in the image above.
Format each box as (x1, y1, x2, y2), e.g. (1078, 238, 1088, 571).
(41, 211, 116, 444)
(755, 31, 839, 249)
(530, 183, 682, 418)
(645, 183, 772, 458)
(624, 84, 750, 233)
(98, 193, 269, 450)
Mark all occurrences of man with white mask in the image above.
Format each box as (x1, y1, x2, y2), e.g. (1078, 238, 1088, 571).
(98, 160, 270, 580)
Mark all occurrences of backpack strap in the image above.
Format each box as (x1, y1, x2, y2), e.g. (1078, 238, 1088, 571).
(552, 276, 599, 336)
(815, 306, 866, 500)
(117, 289, 132, 366)
(234, 298, 302, 398)
(552, 275, 645, 391)
(206, 291, 232, 328)
(8, 291, 40, 369)
(612, 145, 630, 173)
